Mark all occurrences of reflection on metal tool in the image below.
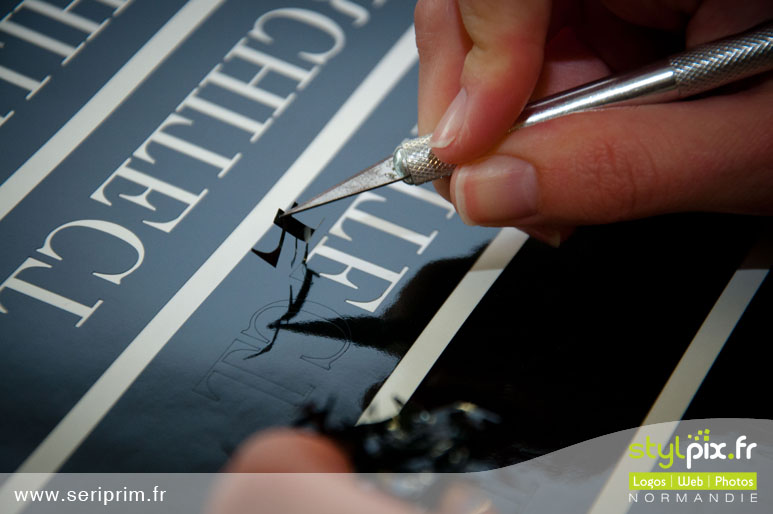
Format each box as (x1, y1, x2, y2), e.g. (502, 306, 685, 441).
(283, 21, 773, 217)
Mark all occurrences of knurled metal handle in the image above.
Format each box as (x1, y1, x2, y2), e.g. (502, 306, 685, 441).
(397, 134, 455, 185)
(670, 22, 773, 96)
(397, 21, 773, 185)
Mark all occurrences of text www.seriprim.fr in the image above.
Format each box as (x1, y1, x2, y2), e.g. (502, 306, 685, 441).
(15, 486, 166, 506)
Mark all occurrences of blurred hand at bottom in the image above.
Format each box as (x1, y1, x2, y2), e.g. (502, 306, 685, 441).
(208, 429, 497, 514)
(207, 429, 406, 514)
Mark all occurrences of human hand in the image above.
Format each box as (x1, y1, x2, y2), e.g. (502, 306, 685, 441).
(208, 429, 497, 514)
(207, 429, 409, 514)
(415, 0, 773, 245)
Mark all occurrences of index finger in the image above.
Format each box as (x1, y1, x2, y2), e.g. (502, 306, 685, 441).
(415, 0, 551, 162)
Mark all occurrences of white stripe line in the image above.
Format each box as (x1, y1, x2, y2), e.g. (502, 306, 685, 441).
(358, 227, 529, 424)
(7, 25, 418, 482)
(588, 267, 768, 514)
(0, 20, 76, 57)
(0, 0, 225, 223)
(642, 269, 768, 425)
(0, 65, 41, 92)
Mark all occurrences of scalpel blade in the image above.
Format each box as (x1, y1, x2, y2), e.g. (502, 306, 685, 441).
(282, 157, 402, 217)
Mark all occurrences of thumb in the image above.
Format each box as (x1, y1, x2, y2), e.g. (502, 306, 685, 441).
(449, 82, 773, 229)
(416, 0, 551, 162)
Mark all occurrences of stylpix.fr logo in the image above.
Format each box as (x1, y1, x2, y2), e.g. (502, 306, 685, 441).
(629, 429, 757, 469)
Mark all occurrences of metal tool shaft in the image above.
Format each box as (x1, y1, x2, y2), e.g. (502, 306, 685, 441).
(396, 21, 773, 185)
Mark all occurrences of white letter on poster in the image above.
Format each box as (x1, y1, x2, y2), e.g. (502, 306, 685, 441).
(0, 258, 103, 327)
(37, 219, 145, 285)
(133, 113, 242, 178)
(306, 236, 408, 313)
(91, 159, 208, 233)
(251, 8, 345, 65)
(329, 192, 437, 254)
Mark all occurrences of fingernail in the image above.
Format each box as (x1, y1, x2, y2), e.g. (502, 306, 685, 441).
(431, 88, 467, 149)
(454, 155, 539, 225)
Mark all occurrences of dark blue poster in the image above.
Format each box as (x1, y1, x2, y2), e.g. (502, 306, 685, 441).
(0, 0, 770, 481)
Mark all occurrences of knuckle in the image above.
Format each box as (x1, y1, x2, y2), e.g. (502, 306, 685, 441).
(571, 134, 659, 221)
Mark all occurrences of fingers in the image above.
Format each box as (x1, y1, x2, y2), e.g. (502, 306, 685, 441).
(415, 0, 551, 162)
(212, 431, 501, 514)
(225, 428, 353, 473)
(415, 0, 470, 136)
(421, 0, 773, 242)
(428, 19, 605, 213)
(211, 429, 412, 514)
(449, 81, 773, 228)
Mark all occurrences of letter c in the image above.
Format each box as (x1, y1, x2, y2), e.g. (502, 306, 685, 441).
(251, 8, 345, 65)
(37, 219, 145, 285)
